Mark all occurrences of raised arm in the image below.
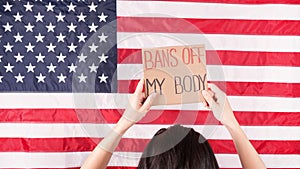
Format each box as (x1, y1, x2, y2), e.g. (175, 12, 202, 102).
(81, 79, 157, 169)
(202, 84, 266, 169)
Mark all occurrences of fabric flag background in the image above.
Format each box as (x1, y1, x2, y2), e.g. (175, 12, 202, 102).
(0, 0, 299, 168)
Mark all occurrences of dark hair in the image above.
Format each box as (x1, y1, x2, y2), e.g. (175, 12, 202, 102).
(138, 125, 219, 169)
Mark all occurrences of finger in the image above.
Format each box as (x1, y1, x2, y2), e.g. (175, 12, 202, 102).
(134, 78, 144, 94)
(202, 101, 208, 108)
(207, 90, 215, 97)
(140, 93, 158, 113)
(138, 92, 146, 104)
(202, 90, 216, 106)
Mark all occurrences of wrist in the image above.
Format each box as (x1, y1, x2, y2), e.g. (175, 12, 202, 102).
(114, 116, 134, 135)
(223, 118, 240, 132)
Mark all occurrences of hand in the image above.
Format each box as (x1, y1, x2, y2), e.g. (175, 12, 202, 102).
(122, 78, 158, 123)
(201, 83, 238, 127)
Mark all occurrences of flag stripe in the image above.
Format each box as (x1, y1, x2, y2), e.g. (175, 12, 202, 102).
(0, 152, 297, 168)
(118, 33, 300, 52)
(0, 138, 298, 154)
(119, 0, 300, 4)
(1, 109, 299, 126)
(119, 80, 300, 97)
(118, 17, 300, 35)
(106, 168, 298, 169)
(1, 94, 300, 112)
(118, 49, 300, 67)
(117, 1, 300, 21)
(0, 123, 298, 140)
(118, 64, 300, 83)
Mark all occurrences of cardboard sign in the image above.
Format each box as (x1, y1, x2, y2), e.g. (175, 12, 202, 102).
(142, 45, 207, 105)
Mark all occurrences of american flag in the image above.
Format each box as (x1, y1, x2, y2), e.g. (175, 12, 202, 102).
(0, 0, 299, 168)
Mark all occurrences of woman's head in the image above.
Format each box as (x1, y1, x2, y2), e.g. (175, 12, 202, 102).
(138, 125, 219, 169)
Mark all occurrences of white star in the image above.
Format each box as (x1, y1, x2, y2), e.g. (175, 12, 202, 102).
(56, 12, 65, 22)
(56, 53, 66, 63)
(99, 53, 108, 63)
(0, 55, 3, 62)
(25, 43, 35, 52)
(46, 23, 55, 32)
(13, 12, 23, 22)
(14, 32, 23, 42)
(4, 63, 14, 73)
(67, 22, 77, 32)
(47, 63, 56, 73)
(3, 2, 13, 12)
(98, 12, 108, 22)
(89, 63, 98, 73)
(36, 73, 46, 83)
(89, 43, 98, 52)
(26, 63, 36, 73)
(77, 12, 86, 22)
(57, 73, 67, 83)
(77, 53, 87, 63)
(98, 33, 108, 42)
(98, 73, 108, 83)
(14, 53, 24, 62)
(68, 63, 77, 73)
(67, 43, 77, 52)
(15, 73, 25, 83)
(35, 33, 45, 43)
(77, 33, 87, 42)
(88, 2, 97, 12)
(25, 23, 34, 32)
(34, 12, 44, 22)
(46, 2, 55, 11)
(46, 43, 56, 52)
(0, 76, 3, 83)
(88, 23, 98, 32)
(4, 43, 14, 52)
(3, 22, 13, 32)
(67, 2, 76, 12)
(0, 35, 2, 42)
(35, 53, 45, 63)
(56, 33, 66, 42)
(24, 2, 33, 12)
(78, 73, 87, 83)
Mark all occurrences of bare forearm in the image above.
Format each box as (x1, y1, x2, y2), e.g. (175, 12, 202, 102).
(225, 121, 266, 169)
(81, 147, 112, 169)
(81, 118, 133, 169)
(81, 79, 156, 169)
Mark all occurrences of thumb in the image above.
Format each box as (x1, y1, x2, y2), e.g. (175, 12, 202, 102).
(140, 93, 158, 113)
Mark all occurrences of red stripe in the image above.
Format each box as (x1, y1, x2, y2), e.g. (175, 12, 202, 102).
(118, 17, 300, 35)
(5, 168, 299, 169)
(0, 138, 298, 154)
(106, 168, 300, 169)
(118, 0, 300, 4)
(118, 79, 300, 97)
(118, 49, 300, 67)
(107, 168, 300, 169)
(3, 168, 300, 169)
(1, 109, 299, 126)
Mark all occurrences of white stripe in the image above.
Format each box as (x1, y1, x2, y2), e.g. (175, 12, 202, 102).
(1, 93, 300, 112)
(0, 152, 298, 168)
(109, 153, 300, 168)
(117, 33, 300, 52)
(0, 123, 298, 140)
(117, 1, 300, 21)
(118, 64, 300, 83)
